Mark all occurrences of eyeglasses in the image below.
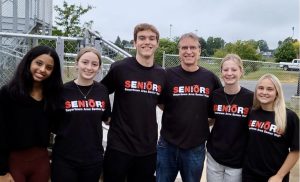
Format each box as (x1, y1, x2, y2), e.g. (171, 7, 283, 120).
(180, 46, 199, 51)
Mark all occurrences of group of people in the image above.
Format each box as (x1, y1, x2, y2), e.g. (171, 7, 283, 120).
(0, 23, 298, 182)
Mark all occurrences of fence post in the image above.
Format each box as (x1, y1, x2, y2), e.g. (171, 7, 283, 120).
(94, 37, 101, 52)
(290, 69, 300, 110)
(94, 38, 102, 82)
(162, 51, 166, 68)
(83, 29, 89, 47)
(0, 0, 2, 32)
(56, 37, 64, 77)
(13, 0, 17, 32)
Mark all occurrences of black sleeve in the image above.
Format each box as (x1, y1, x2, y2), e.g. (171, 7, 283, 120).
(214, 75, 223, 90)
(102, 91, 112, 122)
(157, 70, 167, 105)
(0, 87, 9, 175)
(49, 93, 65, 134)
(208, 75, 222, 118)
(49, 107, 65, 134)
(101, 64, 116, 94)
(286, 109, 299, 151)
(208, 91, 217, 118)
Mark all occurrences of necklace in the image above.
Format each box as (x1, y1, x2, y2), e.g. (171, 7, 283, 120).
(224, 93, 238, 106)
(224, 88, 241, 106)
(75, 82, 94, 99)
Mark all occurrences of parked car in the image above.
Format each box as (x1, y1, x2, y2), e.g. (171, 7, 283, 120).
(279, 59, 300, 71)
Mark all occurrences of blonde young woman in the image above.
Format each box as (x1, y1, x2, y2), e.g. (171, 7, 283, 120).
(206, 54, 253, 182)
(51, 47, 111, 182)
(243, 73, 299, 182)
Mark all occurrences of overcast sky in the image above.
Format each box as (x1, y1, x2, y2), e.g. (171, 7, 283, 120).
(52, 0, 299, 49)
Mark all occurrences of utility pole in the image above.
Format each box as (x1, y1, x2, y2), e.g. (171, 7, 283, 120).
(296, 71, 300, 96)
(169, 24, 172, 39)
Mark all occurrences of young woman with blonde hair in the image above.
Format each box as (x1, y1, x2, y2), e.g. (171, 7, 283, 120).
(206, 53, 253, 182)
(243, 73, 299, 182)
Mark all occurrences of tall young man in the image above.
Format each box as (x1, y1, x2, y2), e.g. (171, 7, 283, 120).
(101, 23, 166, 182)
(156, 33, 222, 182)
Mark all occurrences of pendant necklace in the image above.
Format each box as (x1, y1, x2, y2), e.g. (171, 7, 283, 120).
(224, 88, 240, 106)
(76, 82, 94, 99)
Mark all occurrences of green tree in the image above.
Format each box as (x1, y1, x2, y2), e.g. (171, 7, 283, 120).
(172, 36, 180, 44)
(274, 41, 297, 62)
(214, 41, 262, 73)
(257, 40, 269, 52)
(244, 39, 259, 50)
(213, 40, 261, 60)
(206, 37, 225, 56)
(213, 49, 227, 58)
(53, 1, 93, 36)
(154, 38, 178, 65)
(292, 41, 299, 58)
(114, 36, 122, 48)
(121, 40, 130, 47)
(198, 37, 208, 56)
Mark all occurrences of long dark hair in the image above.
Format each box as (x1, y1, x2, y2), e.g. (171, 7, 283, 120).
(7, 45, 63, 110)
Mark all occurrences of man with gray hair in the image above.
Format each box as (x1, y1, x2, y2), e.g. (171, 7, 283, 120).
(157, 32, 221, 182)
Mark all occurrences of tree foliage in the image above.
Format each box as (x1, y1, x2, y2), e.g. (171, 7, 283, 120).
(53, 1, 93, 36)
(206, 37, 225, 56)
(114, 36, 122, 48)
(292, 41, 300, 58)
(244, 39, 258, 49)
(274, 38, 297, 62)
(122, 40, 130, 47)
(214, 40, 263, 74)
(198, 37, 208, 56)
(155, 38, 178, 65)
(257, 40, 269, 52)
(114, 36, 131, 49)
(213, 40, 262, 60)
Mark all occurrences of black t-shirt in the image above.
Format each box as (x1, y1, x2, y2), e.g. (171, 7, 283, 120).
(0, 85, 52, 174)
(243, 108, 299, 180)
(206, 87, 253, 168)
(160, 66, 222, 149)
(101, 57, 166, 156)
(53, 81, 111, 164)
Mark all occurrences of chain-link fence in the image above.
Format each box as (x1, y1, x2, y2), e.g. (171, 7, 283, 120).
(162, 53, 300, 84)
(0, 32, 81, 86)
(0, 30, 131, 87)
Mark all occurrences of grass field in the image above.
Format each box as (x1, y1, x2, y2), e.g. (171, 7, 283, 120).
(200, 62, 299, 83)
(244, 68, 299, 83)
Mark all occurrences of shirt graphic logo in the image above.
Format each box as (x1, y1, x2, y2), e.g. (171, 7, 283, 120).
(214, 104, 250, 118)
(248, 119, 281, 137)
(65, 99, 106, 112)
(172, 85, 210, 97)
(124, 80, 161, 95)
